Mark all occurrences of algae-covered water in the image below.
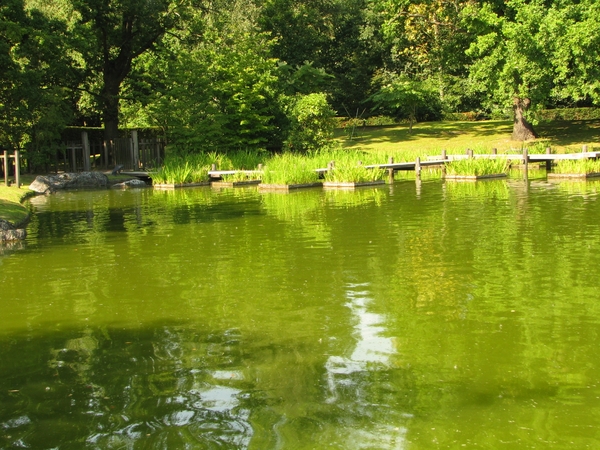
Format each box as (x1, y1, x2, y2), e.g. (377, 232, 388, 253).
(2, 178, 600, 449)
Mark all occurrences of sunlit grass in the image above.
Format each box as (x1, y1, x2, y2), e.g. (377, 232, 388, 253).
(335, 119, 600, 156)
(0, 179, 35, 225)
(553, 159, 600, 174)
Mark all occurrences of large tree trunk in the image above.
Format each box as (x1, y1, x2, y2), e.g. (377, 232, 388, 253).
(102, 71, 123, 143)
(512, 97, 537, 141)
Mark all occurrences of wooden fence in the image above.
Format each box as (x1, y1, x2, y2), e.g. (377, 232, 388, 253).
(53, 130, 165, 173)
(0, 150, 21, 188)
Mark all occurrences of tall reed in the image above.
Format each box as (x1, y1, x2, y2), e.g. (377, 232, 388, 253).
(445, 158, 509, 176)
(554, 159, 600, 174)
(261, 153, 321, 185)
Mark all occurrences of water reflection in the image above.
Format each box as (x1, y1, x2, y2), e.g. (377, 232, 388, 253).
(0, 325, 256, 449)
(4, 181, 600, 447)
(325, 283, 407, 449)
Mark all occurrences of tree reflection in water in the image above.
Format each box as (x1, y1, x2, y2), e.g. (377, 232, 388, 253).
(0, 325, 255, 448)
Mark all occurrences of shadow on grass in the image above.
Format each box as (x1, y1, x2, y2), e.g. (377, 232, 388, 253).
(337, 121, 514, 146)
(337, 119, 599, 152)
(0, 199, 29, 224)
(536, 120, 600, 148)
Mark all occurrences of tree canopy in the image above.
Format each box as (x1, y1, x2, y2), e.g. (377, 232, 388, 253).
(1, 0, 599, 159)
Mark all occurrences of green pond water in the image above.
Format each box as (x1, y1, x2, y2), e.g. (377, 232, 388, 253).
(2, 176, 600, 449)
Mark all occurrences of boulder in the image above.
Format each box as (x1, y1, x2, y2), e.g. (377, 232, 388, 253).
(112, 178, 148, 189)
(29, 172, 109, 194)
(0, 219, 26, 242)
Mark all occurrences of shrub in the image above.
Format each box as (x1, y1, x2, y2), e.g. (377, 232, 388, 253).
(284, 93, 336, 153)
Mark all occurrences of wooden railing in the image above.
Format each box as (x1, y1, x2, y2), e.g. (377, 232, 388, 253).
(1, 150, 21, 188)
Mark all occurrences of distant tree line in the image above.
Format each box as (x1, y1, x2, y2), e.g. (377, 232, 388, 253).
(1, 0, 599, 162)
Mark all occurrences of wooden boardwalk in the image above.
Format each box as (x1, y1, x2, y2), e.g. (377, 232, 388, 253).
(124, 148, 600, 182)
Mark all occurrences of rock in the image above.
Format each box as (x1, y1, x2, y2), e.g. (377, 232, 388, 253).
(0, 219, 26, 242)
(112, 179, 148, 189)
(29, 172, 109, 194)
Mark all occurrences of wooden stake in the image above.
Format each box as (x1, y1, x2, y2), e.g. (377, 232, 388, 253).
(3, 151, 8, 186)
(14, 150, 20, 188)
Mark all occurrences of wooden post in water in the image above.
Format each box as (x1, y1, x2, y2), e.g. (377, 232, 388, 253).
(388, 156, 394, 182)
(467, 149, 473, 159)
(441, 150, 447, 177)
(522, 147, 529, 171)
(211, 163, 216, 171)
(583, 144, 588, 153)
(492, 148, 497, 155)
(546, 147, 552, 171)
(258, 163, 263, 171)
(3, 151, 8, 186)
(415, 157, 421, 180)
(14, 150, 20, 188)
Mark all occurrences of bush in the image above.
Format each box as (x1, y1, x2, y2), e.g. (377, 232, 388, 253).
(284, 93, 336, 153)
(538, 108, 600, 121)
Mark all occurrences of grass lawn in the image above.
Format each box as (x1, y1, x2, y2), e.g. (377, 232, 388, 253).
(335, 119, 600, 155)
(0, 175, 36, 225)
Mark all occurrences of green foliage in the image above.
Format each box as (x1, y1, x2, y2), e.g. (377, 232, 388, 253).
(151, 153, 222, 184)
(547, 0, 600, 105)
(277, 62, 335, 96)
(538, 108, 600, 122)
(0, 0, 74, 155)
(212, 150, 267, 171)
(142, 21, 282, 152)
(258, 0, 386, 113)
(445, 158, 509, 176)
(462, 0, 600, 136)
(369, 73, 442, 130)
(324, 164, 385, 183)
(554, 159, 600, 175)
(261, 153, 321, 185)
(284, 93, 336, 153)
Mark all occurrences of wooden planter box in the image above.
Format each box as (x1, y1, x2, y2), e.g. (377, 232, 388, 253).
(323, 180, 386, 189)
(211, 180, 261, 188)
(444, 173, 507, 181)
(153, 181, 211, 190)
(547, 172, 600, 179)
(258, 182, 323, 192)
